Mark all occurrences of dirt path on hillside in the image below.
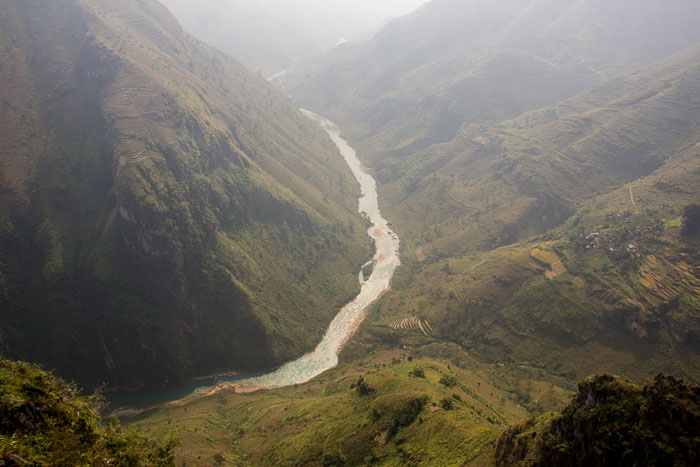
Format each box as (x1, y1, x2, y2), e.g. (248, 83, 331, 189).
(629, 186, 639, 214)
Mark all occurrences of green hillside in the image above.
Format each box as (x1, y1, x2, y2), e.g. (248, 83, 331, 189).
(131, 348, 541, 466)
(375, 44, 700, 258)
(0, 358, 175, 465)
(0, 0, 371, 390)
(355, 46, 700, 384)
(131, 351, 700, 466)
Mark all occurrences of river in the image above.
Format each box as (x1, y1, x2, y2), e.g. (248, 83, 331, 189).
(107, 112, 400, 411)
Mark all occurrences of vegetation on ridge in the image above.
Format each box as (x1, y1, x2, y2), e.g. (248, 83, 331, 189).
(0, 358, 175, 466)
(496, 374, 700, 466)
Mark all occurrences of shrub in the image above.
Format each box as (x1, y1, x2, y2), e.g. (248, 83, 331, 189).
(440, 398, 456, 410)
(439, 374, 460, 387)
(0, 358, 176, 466)
(388, 395, 429, 437)
(355, 376, 375, 396)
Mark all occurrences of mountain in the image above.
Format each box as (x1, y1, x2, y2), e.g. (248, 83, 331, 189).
(373, 44, 700, 258)
(0, 0, 371, 389)
(282, 0, 700, 385)
(288, 0, 700, 164)
(358, 46, 700, 384)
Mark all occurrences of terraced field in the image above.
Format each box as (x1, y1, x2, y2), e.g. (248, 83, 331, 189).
(389, 317, 434, 336)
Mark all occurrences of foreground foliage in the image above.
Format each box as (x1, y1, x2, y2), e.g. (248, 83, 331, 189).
(496, 374, 700, 466)
(0, 359, 175, 466)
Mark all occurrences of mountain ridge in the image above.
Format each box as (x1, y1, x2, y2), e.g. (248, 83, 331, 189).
(287, 0, 700, 166)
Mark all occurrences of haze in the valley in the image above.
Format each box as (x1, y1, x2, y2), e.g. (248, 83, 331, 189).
(159, 0, 429, 74)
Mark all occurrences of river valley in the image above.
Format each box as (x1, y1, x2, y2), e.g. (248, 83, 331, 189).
(107, 112, 400, 412)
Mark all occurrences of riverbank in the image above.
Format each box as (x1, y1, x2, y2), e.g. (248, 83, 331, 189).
(108, 112, 400, 414)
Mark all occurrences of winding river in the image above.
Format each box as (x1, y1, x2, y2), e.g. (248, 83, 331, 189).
(108, 113, 400, 411)
(223, 111, 401, 391)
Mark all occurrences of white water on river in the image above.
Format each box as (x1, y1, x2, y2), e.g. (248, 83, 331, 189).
(221, 111, 401, 390)
(108, 113, 400, 412)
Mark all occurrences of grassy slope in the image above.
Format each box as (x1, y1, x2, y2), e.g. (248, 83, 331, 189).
(131, 351, 698, 466)
(131, 347, 554, 466)
(0, 0, 371, 389)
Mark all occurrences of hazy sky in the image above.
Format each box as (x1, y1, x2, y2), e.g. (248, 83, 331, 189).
(288, 0, 430, 19)
(160, 0, 431, 72)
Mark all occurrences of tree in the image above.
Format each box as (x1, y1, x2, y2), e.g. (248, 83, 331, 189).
(682, 204, 700, 236)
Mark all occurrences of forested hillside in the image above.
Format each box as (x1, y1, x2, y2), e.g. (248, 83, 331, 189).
(0, 0, 371, 389)
(496, 374, 700, 466)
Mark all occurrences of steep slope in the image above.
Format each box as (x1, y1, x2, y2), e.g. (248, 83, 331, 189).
(289, 0, 700, 164)
(376, 45, 700, 258)
(0, 0, 371, 389)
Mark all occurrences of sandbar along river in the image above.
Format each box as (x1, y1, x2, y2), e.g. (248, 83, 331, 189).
(108, 112, 400, 410)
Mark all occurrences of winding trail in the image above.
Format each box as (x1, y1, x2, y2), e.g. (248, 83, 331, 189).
(629, 185, 639, 214)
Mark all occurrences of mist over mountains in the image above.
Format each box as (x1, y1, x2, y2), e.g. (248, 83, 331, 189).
(159, 0, 429, 74)
(288, 0, 700, 163)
